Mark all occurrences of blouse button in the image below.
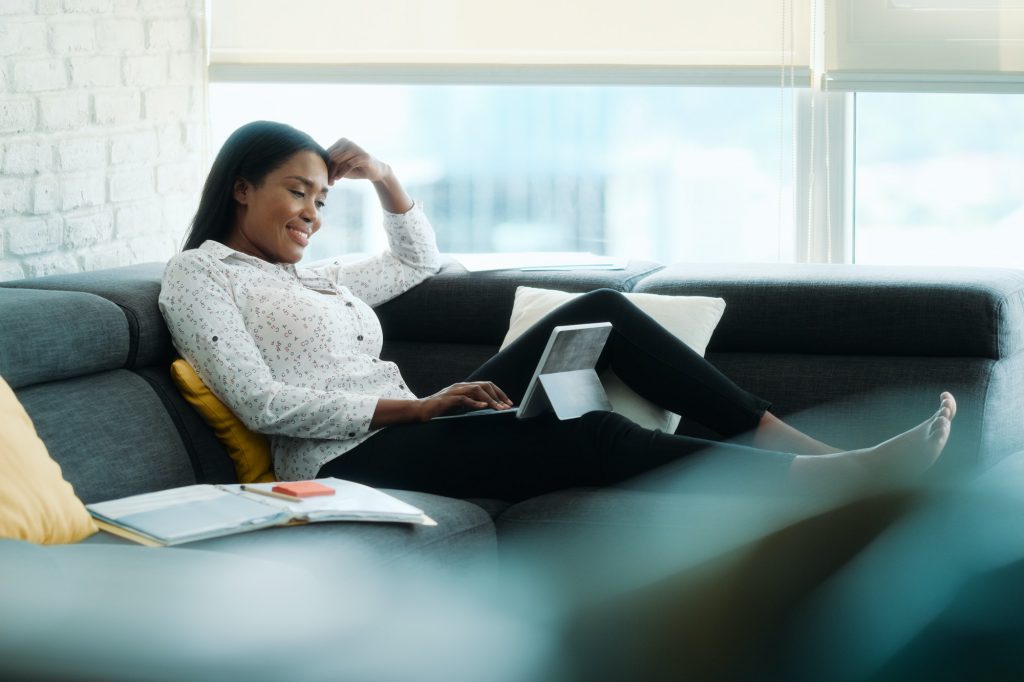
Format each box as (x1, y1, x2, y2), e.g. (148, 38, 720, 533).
(357, 335, 364, 341)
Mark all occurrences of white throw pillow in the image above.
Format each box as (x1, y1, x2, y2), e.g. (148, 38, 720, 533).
(500, 287, 726, 433)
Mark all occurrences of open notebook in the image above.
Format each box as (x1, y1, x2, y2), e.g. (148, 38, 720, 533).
(87, 477, 435, 547)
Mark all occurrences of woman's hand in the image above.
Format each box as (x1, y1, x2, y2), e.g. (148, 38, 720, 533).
(325, 138, 413, 214)
(326, 138, 390, 184)
(415, 382, 514, 421)
(370, 382, 514, 428)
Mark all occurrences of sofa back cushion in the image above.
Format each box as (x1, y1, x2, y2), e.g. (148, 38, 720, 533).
(0, 288, 128, 389)
(15, 371, 198, 503)
(635, 263, 1024, 359)
(0, 262, 172, 369)
(376, 258, 664, 395)
(0, 287, 200, 503)
(375, 258, 663, 345)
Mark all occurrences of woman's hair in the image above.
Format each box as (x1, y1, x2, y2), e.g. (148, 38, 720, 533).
(182, 120, 330, 251)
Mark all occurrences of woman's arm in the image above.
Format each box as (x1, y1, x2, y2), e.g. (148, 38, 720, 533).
(313, 139, 441, 306)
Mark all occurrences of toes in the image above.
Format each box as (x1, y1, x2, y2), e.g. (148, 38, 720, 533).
(940, 392, 957, 421)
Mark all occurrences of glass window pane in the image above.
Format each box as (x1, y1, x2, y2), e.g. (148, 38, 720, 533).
(209, 83, 794, 264)
(855, 92, 1024, 267)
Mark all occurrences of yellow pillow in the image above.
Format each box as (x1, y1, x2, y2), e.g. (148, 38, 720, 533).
(169, 359, 276, 484)
(0, 374, 97, 544)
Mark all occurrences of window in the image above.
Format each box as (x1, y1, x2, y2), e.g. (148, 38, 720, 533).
(209, 82, 797, 264)
(854, 92, 1024, 267)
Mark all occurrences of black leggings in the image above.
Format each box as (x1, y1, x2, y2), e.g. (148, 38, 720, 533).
(319, 289, 794, 501)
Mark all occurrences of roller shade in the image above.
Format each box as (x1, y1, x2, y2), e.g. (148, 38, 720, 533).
(208, 0, 812, 86)
(825, 0, 1024, 92)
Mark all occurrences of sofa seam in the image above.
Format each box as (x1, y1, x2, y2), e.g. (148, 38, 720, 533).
(379, 515, 498, 566)
(974, 358, 999, 470)
(993, 284, 1024, 360)
(113, 302, 141, 369)
(134, 367, 210, 484)
(621, 264, 665, 292)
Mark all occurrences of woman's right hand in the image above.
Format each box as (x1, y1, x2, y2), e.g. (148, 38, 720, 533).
(370, 382, 513, 428)
(415, 382, 514, 421)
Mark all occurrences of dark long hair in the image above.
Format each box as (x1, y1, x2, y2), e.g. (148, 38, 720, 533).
(182, 121, 330, 251)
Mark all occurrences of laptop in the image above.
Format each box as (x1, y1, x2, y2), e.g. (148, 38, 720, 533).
(433, 322, 613, 421)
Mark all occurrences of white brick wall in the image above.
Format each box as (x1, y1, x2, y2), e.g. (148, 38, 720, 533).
(0, 0, 206, 281)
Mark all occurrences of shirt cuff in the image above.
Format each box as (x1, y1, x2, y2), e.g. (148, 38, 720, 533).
(383, 199, 420, 218)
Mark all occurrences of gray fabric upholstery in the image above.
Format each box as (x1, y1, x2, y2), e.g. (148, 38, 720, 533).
(0, 262, 171, 369)
(134, 365, 238, 484)
(381, 340, 498, 396)
(976, 351, 1024, 470)
(16, 370, 196, 503)
(0, 288, 128, 389)
(496, 486, 816, 609)
(375, 256, 662, 344)
(636, 263, 1024, 359)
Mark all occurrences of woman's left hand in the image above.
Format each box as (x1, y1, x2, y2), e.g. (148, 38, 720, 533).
(326, 138, 391, 185)
(326, 138, 413, 214)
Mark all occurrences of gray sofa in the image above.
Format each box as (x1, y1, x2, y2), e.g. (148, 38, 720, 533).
(3, 257, 1024, 681)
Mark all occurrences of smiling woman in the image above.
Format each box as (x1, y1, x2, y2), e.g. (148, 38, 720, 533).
(160, 119, 956, 501)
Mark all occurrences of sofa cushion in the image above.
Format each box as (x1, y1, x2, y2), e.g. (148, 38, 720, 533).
(496, 486, 813, 608)
(375, 257, 663, 345)
(16, 371, 197, 503)
(0, 375, 97, 544)
(0, 288, 128, 389)
(170, 359, 274, 484)
(0, 262, 171, 369)
(635, 263, 1024, 359)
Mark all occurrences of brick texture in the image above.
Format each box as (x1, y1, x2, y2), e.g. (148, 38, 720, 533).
(0, 0, 205, 281)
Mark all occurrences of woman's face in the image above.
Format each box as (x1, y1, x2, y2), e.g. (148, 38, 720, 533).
(226, 150, 329, 264)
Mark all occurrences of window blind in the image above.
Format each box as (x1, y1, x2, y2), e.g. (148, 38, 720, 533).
(208, 0, 812, 86)
(824, 0, 1024, 92)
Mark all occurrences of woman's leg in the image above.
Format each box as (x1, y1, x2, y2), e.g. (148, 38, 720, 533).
(467, 289, 770, 439)
(465, 289, 957, 462)
(319, 411, 795, 502)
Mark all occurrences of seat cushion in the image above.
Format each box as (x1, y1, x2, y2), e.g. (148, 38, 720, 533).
(16, 371, 197, 503)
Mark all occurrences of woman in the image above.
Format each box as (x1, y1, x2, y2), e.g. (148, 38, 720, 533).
(159, 121, 955, 500)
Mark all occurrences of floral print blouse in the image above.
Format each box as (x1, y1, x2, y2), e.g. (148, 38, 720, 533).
(158, 204, 441, 480)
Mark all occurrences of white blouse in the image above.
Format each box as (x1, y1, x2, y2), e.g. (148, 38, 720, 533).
(158, 204, 441, 480)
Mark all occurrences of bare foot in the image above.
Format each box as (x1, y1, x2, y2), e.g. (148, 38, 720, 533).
(788, 393, 954, 495)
